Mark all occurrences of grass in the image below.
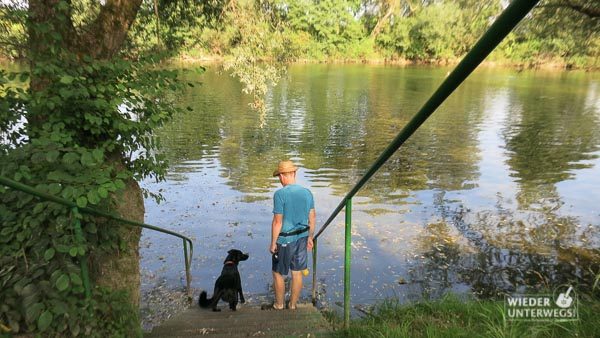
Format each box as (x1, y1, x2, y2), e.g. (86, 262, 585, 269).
(326, 294, 600, 338)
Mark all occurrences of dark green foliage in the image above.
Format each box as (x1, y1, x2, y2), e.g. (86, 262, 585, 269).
(281, 0, 365, 56)
(3, 1, 598, 68)
(497, 0, 599, 68)
(0, 2, 27, 59)
(128, 0, 598, 68)
(2, 1, 599, 68)
(127, 0, 225, 54)
(376, 2, 467, 61)
(1, 2, 186, 336)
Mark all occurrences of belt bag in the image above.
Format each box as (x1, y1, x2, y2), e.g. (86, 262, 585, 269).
(279, 226, 309, 237)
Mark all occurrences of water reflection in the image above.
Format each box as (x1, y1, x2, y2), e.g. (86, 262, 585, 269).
(408, 194, 600, 301)
(502, 73, 600, 210)
(141, 65, 600, 307)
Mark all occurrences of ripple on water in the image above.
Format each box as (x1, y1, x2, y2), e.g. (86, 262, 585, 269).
(142, 65, 600, 314)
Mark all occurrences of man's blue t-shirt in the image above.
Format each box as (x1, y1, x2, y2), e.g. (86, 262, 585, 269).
(273, 184, 314, 244)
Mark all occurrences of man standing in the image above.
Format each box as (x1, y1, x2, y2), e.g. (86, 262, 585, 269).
(268, 160, 315, 310)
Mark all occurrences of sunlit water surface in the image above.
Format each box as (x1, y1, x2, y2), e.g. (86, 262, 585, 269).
(140, 64, 600, 310)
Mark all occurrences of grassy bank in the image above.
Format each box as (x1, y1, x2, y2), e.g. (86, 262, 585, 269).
(175, 50, 599, 71)
(326, 294, 600, 338)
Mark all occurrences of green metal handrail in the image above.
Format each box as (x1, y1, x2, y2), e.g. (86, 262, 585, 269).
(0, 175, 194, 299)
(310, 0, 541, 329)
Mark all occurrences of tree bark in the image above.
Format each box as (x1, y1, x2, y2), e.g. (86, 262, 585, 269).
(78, 0, 144, 58)
(92, 179, 145, 308)
(370, 6, 395, 38)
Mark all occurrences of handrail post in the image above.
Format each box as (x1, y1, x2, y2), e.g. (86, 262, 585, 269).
(311, 238, 318, 305)
(344, 198, 352, 330)
(183, 239, 192, 301)
(71, 207, 91, 299)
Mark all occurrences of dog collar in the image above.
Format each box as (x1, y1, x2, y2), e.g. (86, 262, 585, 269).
(224, 261, 235, 265)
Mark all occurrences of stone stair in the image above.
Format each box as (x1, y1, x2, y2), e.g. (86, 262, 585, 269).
(145, 303, 332, 337)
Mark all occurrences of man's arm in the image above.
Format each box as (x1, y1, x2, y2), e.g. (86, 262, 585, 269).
(270, 214, 283, 254)
(307, 208, 316, 250)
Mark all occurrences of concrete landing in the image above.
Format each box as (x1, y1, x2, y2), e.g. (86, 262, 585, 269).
(145, 303, 332, 337)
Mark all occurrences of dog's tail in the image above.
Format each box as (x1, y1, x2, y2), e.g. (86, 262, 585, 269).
(198, 291, 212, 308)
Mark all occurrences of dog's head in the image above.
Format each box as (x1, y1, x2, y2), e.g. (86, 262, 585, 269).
(225, 249, 249, 264)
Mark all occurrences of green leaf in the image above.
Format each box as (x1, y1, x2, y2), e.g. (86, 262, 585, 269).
(44, 248, 55, 261)
(59, 75, 74, 85)
(47, 170, 68, 181)
(76, 196, 88, 208)
(46, 150, 60, 162)
(21, 284, 37, 297)
(69, 273, 82, 286)
(92, 148, 103, 162)
(61, 186, 75, 199)
(97, 187, 108, 198)
(80, 151, 94, 167)
(37, 310, 53, 331)
(33, 203, 45, 214)
(50, 300, 68, 315)
(55, 244, 70, 253)
(87, 190, 100, 205)
(69, 247, 78, 257)
(55, 274, 70, 291)
(62, 152, 79, 164)
(48, 183, 62, 195)
(115, 180, 125, 190)
(102, 182, 116, 192)
(85, 223, 97, 234)
(26, 303, 44, 324)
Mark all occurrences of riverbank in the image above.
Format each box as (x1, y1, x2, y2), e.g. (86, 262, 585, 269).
(175, 52, 599, 72)
(325, 294, 600, 337)
(3, 53, 597, 72)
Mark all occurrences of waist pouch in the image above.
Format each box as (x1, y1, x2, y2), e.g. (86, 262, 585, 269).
(279, 226, 309, 237)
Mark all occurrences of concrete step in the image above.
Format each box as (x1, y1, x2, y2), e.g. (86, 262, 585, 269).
(145, 303, 332, 337)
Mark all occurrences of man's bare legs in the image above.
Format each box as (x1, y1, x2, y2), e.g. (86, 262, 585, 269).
(289, 270, 303, 309)
(272, 270, 303, 309)
(272, 271, 285, 309)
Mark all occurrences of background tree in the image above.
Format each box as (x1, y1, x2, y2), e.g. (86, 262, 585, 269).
(499, 0, 599, 67)
(2, 0, 598, 68)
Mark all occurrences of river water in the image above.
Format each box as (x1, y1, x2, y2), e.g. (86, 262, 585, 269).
(139, 64, 600, 311)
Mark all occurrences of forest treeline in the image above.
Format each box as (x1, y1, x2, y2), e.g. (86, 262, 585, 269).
(3, 0, 596, 69)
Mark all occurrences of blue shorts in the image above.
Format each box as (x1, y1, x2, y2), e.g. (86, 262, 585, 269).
(272, 236, 308, 276)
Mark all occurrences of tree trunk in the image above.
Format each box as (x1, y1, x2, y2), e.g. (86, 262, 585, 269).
(28, 0, 145, 307)
(370, 6, 395, 38)
(93, 179, 145, 307)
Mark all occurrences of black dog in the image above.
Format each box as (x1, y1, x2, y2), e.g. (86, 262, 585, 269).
(198, 249, 249, 311)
